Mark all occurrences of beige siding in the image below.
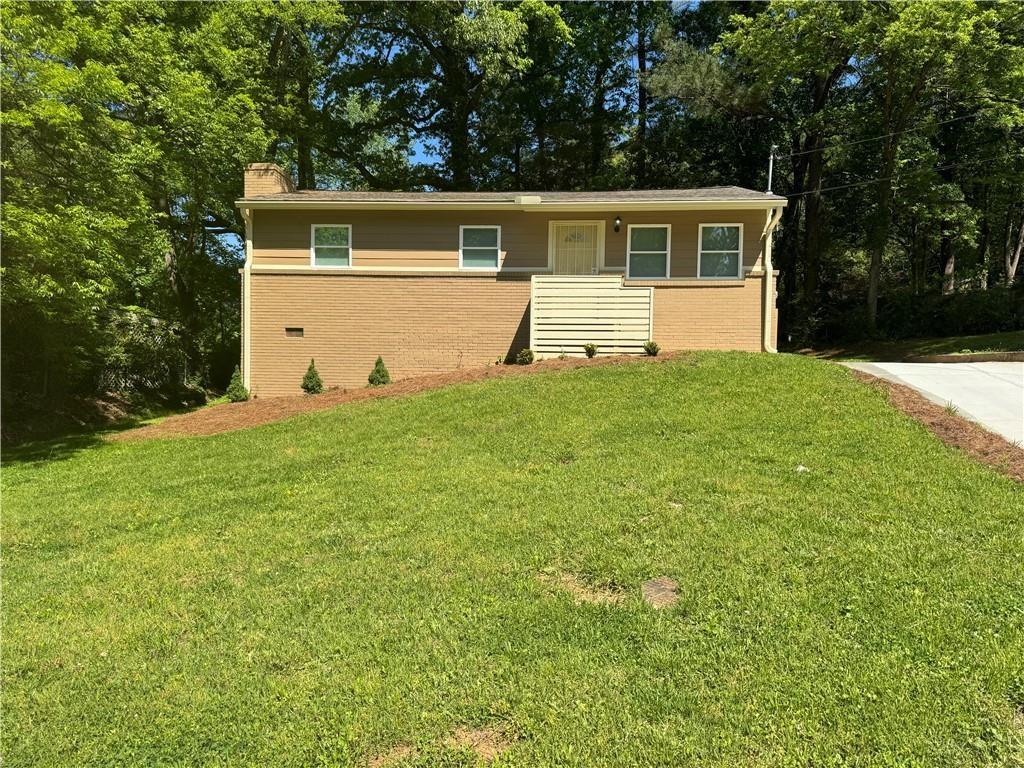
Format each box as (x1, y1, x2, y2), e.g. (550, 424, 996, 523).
(251, 208, 767, 275)
(248, 271, 775, 396)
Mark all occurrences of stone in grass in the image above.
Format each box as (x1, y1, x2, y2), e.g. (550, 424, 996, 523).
(641, 576, 678, 609)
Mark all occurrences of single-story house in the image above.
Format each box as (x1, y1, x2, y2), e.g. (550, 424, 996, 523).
(237, 163, 786, 397)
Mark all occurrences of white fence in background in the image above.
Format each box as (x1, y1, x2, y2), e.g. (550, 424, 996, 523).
(529, 275, 654, 357)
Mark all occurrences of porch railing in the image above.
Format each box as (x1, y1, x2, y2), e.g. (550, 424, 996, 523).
(529, 275, 654, 357)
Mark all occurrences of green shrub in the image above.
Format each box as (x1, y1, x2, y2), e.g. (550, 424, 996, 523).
(368, 356, 391, 387)
(515, 348, 534, 365)
(225, 365, 249, 402)
(583, 343, 598, 358)
(301, 359, 324, 394)
(643, 340, 660, 357)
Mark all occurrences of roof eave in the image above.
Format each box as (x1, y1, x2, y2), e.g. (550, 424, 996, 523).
(234, 198, 787, 211)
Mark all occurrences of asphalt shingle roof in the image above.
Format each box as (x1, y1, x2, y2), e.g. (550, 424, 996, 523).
(241, 186, 784, 203)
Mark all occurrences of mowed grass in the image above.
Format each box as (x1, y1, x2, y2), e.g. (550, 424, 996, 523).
(3, 353, 1023, 767)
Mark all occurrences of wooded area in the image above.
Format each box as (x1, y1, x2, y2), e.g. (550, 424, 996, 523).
(3, 0, 1023, 420)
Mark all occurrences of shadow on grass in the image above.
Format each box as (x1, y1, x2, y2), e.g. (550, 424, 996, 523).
(2, 401, 217, 466)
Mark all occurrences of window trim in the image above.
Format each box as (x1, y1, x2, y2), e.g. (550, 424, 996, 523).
(310, 224, 353, 269)
(459, 224, 502, 270)
(697, 223, 744, 280)
(626, 224, 672, 279)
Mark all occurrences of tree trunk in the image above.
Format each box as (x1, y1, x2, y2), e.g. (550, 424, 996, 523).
(296, 73, 315, 190)
(866, 168, 893, 332)
(634, 3, 648, 187)
(590, 64, 608, 182)
(940, 219, 955, 295)
(1008, 208, 1024, 285)
(802, 135, 825, 308)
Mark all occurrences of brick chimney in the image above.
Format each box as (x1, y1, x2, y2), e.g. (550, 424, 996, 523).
(243, 163, 296, 197)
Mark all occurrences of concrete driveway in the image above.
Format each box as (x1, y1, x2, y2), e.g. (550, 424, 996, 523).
(846, 362, 1024, 444)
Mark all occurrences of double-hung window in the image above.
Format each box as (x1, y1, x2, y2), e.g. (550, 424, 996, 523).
(626, 224, 671, 279)
(698, 224, 743, 278)
(460, 225, 501, 269)
(311, 224, 351, 268)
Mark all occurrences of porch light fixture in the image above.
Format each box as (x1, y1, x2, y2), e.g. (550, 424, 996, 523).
(614, 215, 621, 232)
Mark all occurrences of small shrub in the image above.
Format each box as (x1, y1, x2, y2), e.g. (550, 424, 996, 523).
(225, 365, 249, 402)
(515, 348, 534, 365)
(301, 358, 324, 394)
(368, 356, 391, 387)
(643, 340, 660, 357)
(583, 343, 597, 358)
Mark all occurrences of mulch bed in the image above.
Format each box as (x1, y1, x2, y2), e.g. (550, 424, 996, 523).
(111, 352, 684, 442)
(851, 370, 1024, 483)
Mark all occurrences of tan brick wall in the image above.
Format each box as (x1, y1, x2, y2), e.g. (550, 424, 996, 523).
(650, 276, 772, 352)
(248, 272, 775, 396)
(249, 273, 532, 396)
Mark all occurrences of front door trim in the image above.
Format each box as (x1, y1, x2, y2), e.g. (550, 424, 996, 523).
(547, 220, 606, 275)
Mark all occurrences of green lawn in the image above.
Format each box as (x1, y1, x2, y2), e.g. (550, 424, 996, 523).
(809, 330, 1024, 362)
(4, 353, 1023, 767)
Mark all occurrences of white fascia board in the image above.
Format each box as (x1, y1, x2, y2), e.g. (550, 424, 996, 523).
(235, 198, 787, 211)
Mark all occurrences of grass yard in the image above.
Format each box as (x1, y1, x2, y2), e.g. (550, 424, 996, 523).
(3, 353, 1023, 767)
(807, 330, 1024, 362)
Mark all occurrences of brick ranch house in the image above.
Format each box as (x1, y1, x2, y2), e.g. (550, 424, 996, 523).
(237, 163, 787, 397)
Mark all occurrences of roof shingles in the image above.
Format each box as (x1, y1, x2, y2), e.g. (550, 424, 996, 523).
(241, 186, 783, 203)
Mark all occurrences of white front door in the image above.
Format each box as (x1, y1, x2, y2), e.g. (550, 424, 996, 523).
(550, 221, 604, 275)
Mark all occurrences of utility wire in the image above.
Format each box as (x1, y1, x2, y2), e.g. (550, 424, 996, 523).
(779, 106, 1003, 159)
(784, 152, 1009, 199)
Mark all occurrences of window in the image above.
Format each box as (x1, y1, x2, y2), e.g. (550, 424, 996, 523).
(460, 225, 501, 269)
(698, 224, 743, 279)
(311, 224, 351, 268)
(626, 225, 670, 279)
(285, 327, 304, 337)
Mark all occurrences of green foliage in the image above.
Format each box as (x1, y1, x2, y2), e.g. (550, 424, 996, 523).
(4, 355, 1023, 764)
(367, 356, 391, 387)
(301, 359, 323, 394)
(4, 0, 1023, 422)
(643, 340, 660, 357)
(225, 366, 248, 403)
(583, 343, 598, 358)
(515, 348, 534, 365)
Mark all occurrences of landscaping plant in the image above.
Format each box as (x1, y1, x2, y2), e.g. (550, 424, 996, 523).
(515, 348, 534, 365)
(225, 365, 248, 402)
(583, 343, 598, 358)
(368, 356, 391, 387)
(301, 359, 324, 394)
(643, 340, 660, 357)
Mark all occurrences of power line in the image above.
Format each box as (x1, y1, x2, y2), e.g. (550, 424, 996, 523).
(779, 106, 1002, 160)
(784, 152, 1010, 199)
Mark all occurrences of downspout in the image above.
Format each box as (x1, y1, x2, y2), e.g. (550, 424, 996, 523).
(762, 206, 784, 353)
(240, 207, 253, 390)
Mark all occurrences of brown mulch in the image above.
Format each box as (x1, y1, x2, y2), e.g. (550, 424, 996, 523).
(110, 352, 685, 442)
(851, 370, 1024, 483)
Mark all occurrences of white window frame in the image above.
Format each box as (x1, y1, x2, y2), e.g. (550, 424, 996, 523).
(626, 224, 672, 279)
(459, 224, 502, 270)
(698, 223, 744, 280)
(310, 224, 353, 269)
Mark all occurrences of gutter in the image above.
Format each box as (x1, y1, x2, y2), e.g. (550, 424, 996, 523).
(761, 206, 785, 353)
(240, 207, 253, 390)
